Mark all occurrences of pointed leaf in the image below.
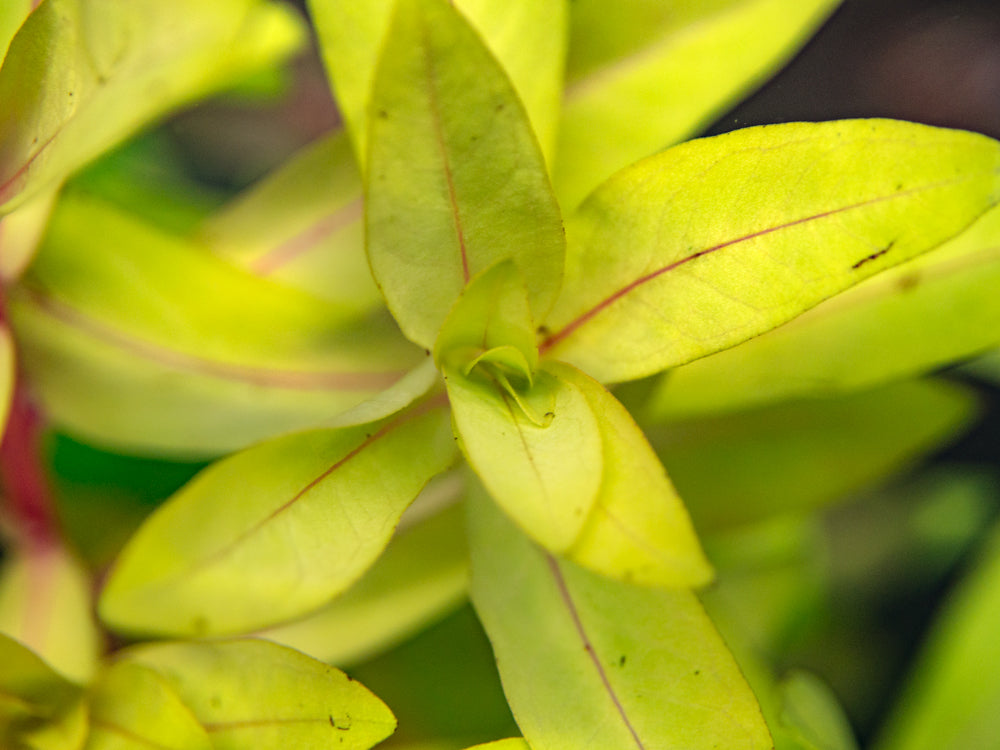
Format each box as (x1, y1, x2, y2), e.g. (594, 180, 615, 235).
(0, 0, 303, 214)
(446, 365, 602, 553)
(776, 671, 859, 750)
(555, 0, 840, 208)
(259, 478, 467, 666)
(85, 662, 212, 750)
(309, 0, 566, 166)
(542, 120, 1000, 384)
(198, 130, 382, 312)
(468, 491, 773, 750)
(0, 544, 100, 684)
(550, 362, 713, 587)
(651, 203, 1000, 417)
(0, 188, 57, 282)
(648, 379, 977, 530)
(99, 403, 456, 636)
(366, 0, 564, 348)
(8, 193, 423, 457)
(121, 638, 396, 750)
(0, 1, 31, 62)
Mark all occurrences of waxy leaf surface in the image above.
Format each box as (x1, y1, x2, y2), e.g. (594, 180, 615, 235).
(552, 362, 712, 587)
(260, 482, 467, 666)
(309, 0, 565, 165)
(366, 0, 564, 348)
(651, 203, 1000, 417)
(542, 120, 1000, 384)
(649, 379, 976, 530)
(447, 365, 602, 554)
(0, 0, 303, 214)
(8, 193, 423, 457)
(555, 0, 840, 208)
(99, 405, 456, 636)
(84, 662, 212, 750)
(0, 544, 100, 683)
(468, 493, 772, 750)
(121, 639, 396, 750)
(0, 1, 31, 62)
(200, 130, 382, 312)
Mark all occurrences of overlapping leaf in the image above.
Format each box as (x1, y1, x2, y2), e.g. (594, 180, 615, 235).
(0, 0, 31, 63)
(117, 638, 397, 750)
(7, 192, 425, 456)
(366, 0, 564, 348)
(555, 0, 841, 208)
(0, 0, 303, 215)
(468, 492, 772, 750)
(99, 404, 456, 636)
(542, 119, 1000, 383)
(309, 0, 565, 166)
(650, 203, 1000, 417)
(0, 324, 11, 438)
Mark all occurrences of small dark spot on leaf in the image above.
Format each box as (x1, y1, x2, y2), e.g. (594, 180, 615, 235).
(851, 240, 895, 270)
(537, 325, 550, 336)
(210, 696, 222, 709)
(619, 655, 627, 667)
(898, 272, 921, 292)
(495, 103, 504, 112)
(329, 715, 336, 727)
(694, 669, 701, 676)
(896, 183, 903, 191)
(544, 412, 554, 418)
(378, 109, 388, 119)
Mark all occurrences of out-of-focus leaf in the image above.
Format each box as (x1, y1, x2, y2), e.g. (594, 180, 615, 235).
(8, 192, 423, 457)
(0, 544, 100, 684)
(446, 365, 602, 553)
(0, 188, 56, 282)
(775, 670, 859, 750)
(555, 0, 840, 208)
(0, 324, 12, 438)
(461, 741, 529, 750)
(121, 638, 397, 750)
(0, 633, 87, 750)
(873, 518, 1000, 750)
(652, 204, 1000, 417)
(84, 661, 211, 750)
(366, 0, 564, 348)
(259, 477, 468, 666)
(468, 491, 772, 750)
(648, 379, 977, 530)
(0, 0, 31, 62)
(541, 120, 1000, 384)
(99, 404, 456, 637)
(199, 130, 382, 312)
(553, 361, 712, 587)
(309, 0, 565, 166)
(0, 0, 304, 214)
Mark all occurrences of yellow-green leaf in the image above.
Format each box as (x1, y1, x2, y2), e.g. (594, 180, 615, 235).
(366, 0, 564, 349)
(0, 0, 31, 63)
(650, 203, 1000, 418)
(0, 544, 100, 684)
(446, 365, 602, 553)
(0, 324, 12, 439)
(259, 478, 467, 666)
(0, 0, 304, 214)
(555, 0, 841, 208)
(542, 120, 1000, 384)
(198, 130, 382, 313)
(0, 188, 57, 282)
(468, 491, 772, 750)
(99, 404, 456, 636)
(120, 638, 397, 750)
(84, 662, 212, 750)
(461, 741, 530, 750)
(648, 379, 977, 530)
(551, 362, 712, 587)
(8, 192, 423, 457)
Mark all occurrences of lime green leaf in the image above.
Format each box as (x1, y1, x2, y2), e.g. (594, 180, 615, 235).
(648, 379, 977, 530)
(99, 403, 456, 637)
(0, 324, 12, 438)
(462, 742, 529, 750)
(555, 0, 840, 208)
(550, 362, 712, 587)
(873, 518, 1000, 750)
(542, 120, 1000, 384)
(651, 203, 1000, 417)
(8, 192, 423, 457)
(0, 545, 100, 684)
(366, 0, 564, 349)
(0, 0, 31, 62)
(198, 130, 382, 312)
(309, 0, 566, 166)
(121, 638, 396, 750)
(0, 634, 87, 750)
(0, 0, 304, 214)
(776, 670, 859, 750)
(0, 188, 57, 282)
(468, 491, 773, 750)
(446, 365, 602, 553)
(259, 477, 467, 666)
(84, 662, 211, 750)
